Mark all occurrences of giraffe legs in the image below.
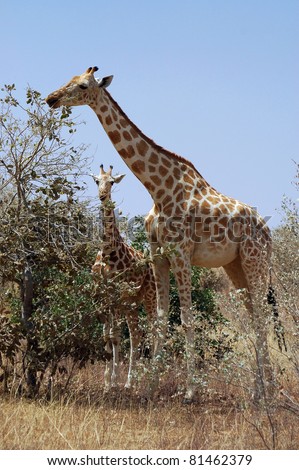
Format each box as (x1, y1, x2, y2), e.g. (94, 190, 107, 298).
(226, 244, 276, 403)
(103, 321, 112, 389)
(102, 270, 156, 391)
(170, 256, 197, 402)
(149, 242, 196, 402)
(103, 312, 121, 389)
(142, 270, 157, 324)
(125, 309, 142, 388)
(147, 245, 170, 397)
(104, 310, 143, 390)
(142, 270, 158, 355)
(241, 243, 276, 402)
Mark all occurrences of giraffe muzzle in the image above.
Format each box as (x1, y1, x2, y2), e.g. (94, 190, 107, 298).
(45, 95, 60, 109)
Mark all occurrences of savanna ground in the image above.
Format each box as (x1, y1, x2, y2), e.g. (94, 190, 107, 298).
(1, 365, 298, 450)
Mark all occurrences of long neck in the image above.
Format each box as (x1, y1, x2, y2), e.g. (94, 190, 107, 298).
(91, 89, 209, 208)
(100, 200, 122, 253)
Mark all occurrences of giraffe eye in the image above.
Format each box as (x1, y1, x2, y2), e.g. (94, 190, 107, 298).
(79, 84, 88, 90)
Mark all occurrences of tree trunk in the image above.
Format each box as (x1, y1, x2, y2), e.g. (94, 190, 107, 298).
(21, 265, 37, 396)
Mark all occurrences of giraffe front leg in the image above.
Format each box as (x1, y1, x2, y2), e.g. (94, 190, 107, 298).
(171, 257, 197, 403)
(147, 245, 170, 398)
(125, 309, 141, 388)
(110, 325, 121, 387)
(142, 272, 158, 358)
(103, 321, 113, 390)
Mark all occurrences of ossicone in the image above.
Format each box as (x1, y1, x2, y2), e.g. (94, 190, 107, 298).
(86, 66, 99, 74)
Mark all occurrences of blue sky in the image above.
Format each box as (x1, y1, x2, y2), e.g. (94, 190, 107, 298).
(1, 0, 298, 227)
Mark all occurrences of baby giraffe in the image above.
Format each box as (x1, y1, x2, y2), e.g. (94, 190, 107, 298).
(92, 165, 156, 389)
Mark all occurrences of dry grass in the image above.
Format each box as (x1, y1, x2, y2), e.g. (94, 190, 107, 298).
(0, 395, 298, 450)
(0, 361, 298, 450)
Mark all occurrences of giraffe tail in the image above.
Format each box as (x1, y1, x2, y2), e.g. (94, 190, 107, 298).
(267, 286, 287, 352)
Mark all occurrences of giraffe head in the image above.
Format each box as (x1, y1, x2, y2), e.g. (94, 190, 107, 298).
(45, 66, 113, 109)
(91, 165, 125, 202)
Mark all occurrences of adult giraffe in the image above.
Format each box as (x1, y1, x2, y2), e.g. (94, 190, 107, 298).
(46, 66, 280, 402)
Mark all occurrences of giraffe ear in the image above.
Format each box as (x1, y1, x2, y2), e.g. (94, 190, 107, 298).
(113, 174, 126, 184)
(90, 173, 100, 184)
(97, 75, 114, 89)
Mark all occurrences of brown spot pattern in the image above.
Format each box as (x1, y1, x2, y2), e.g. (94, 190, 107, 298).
(131, 160, 145, 174)
(176, 192, 183, 202)
(156, 189, 165, 199)
(126, 145, 136, 158)
(201, 199, 211, 215)
(159, 166, 168, 177)
(161, 157, 171, 168)
(151, 175, 162, 185)
(183, 174, 193, 185)
(162, 195, 172, 206)
(119, 148, 128, 159)
(165, 174, 174, 189)
(173, 167, 181, 179)
(173, 183, 183, 194)
(144, 181, 155, 192)
(119, 145, 135, 160)
(136, 140, 149, 156)
(123, 131, 132, 141)
(119, 118, 129, 128)
(149, 152, 159, 164)
(130, 128, 139, 138)
(108, 130, 121, 144)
